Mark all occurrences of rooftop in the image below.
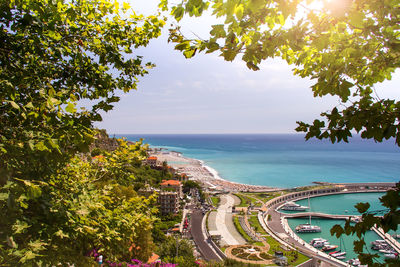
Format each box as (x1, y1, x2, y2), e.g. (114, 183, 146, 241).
(161, 180, 181, 186)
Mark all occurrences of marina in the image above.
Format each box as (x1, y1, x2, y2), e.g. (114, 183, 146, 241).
(284, 192, 400, 263)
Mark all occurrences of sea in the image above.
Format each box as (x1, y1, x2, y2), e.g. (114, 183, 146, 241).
(117, 133, 399, 263)
(285, 192, 393, 263)
(116, 134, 400, 188)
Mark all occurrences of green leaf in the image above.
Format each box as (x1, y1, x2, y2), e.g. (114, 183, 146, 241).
(19, 250, 40, 263)
(183, 49, 196, 58)
(172, 6, 184, 21)
(9, 101, 19, 110)
(174, 41, 190, 51)
(65, 102, 77, 113)
(349, 11, 365, 28)
(235, 4, 244, 20)
(210, 24, 226, 38)
(12, 220, 30, 234)
(0, 192, 8, 201)
(54, 229, 69, 239)
(35, 141, 48, 151)
(355, 202, 370, 213)
(330, 224, 344, 238)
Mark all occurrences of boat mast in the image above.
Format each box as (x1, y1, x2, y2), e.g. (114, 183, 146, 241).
(308, 194, 311, 225)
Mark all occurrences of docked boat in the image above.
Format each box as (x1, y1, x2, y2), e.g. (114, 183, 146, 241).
(347, 258, 361, 266)
(310, 237, 325, 244)
(281, 201, 308, 211)
(335, 256, 346, 260)
(322, 244, 338, 251)
(371, 239, 386, 246)
(314, 240, 329, 248)
(384, 253, 399, 259)
(295, 195, 320, 233)
(295, 223, 321, 233)
(331, 251, 347, 258)
(379, 249, 395, 254)
(310, 238, 328, 247)
(329, 250, 340, 255)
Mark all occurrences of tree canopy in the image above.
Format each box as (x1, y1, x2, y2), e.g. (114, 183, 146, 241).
(162, 0, 400, 145)
(0, 0, 166, 265)
(0, 0, 164, 184)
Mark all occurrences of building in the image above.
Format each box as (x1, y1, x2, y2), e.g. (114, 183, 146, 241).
(138, 185, 180, 215)
(158, 191, 179, 214)
(160, 179, 183, 198)
(145, 156, 158, 167)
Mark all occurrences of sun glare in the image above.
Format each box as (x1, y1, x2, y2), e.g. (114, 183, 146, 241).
(295, 0, 352, 21)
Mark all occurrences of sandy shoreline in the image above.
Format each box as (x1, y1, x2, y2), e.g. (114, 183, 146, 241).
(150, 150, 278, 192)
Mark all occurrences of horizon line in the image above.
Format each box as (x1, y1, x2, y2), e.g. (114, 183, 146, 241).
(110, 132, 306, 135)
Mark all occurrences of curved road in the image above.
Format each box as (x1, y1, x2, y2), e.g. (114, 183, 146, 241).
(190, 208, 221, 261)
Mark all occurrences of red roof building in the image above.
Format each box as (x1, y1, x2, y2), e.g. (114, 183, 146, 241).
(145, 156, 158, 167)
(160, 180, 182, 199)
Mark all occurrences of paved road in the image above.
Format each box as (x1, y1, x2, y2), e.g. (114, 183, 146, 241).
(190, 208, 221, 261)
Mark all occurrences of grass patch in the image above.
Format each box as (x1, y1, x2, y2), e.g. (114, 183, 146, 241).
(253, 241, 264, 247)
(248, 215, 267, 236)
(290, 252, 309, 265)
(265, 235, 310, 265)
(210, 196, 220, 207)
(235, 193, 262, 207)
(246, 192, 282, 204)
(233, 215, 253, 243)
(234, 193, 249, 207)
(265, 235, 281, 253)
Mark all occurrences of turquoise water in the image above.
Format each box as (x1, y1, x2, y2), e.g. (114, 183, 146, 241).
(287, 218, 385, 263)
(119, 134, 400, 188)
(116, 134, 398, 263)
(286, 193, 391, 263)
(282, 192, 387, 215)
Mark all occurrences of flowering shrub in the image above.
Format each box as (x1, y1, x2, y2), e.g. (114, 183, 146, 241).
(87, 248, 182, 266)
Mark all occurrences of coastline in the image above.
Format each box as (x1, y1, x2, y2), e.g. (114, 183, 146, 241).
(149, 149, 278, 192)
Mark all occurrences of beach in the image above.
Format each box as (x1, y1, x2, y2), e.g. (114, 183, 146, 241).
(150, 150, 278, 192)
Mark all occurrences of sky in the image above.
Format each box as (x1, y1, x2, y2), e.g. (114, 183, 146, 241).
(96, 0, 400, 134)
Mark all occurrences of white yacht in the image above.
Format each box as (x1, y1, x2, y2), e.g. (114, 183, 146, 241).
(281, 201, 308, 211)
(295, 223, 321, 233)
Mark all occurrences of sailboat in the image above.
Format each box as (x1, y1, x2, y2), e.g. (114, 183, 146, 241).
(331, 237, 347, 260)
(295, 195, 321, 233)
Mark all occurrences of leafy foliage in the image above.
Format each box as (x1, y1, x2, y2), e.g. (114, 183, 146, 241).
(0, 140, 159, 265)
(1, 0, 165, 265)
(0, 0, 165, 185)
(157, 236, 197, 266)
(331, 182, 400, 266)
(164, 0, 400, 146)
